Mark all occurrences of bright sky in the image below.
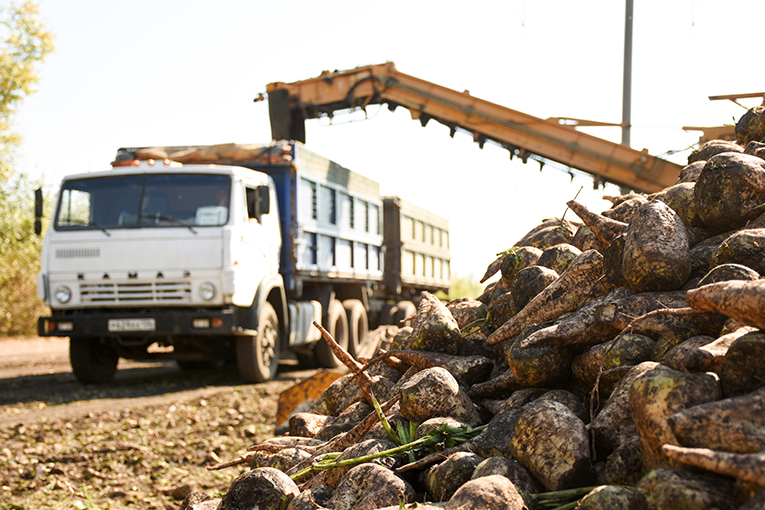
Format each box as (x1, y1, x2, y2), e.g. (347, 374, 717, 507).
(15, 0, 765, 280)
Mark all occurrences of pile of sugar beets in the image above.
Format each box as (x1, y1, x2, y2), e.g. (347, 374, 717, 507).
(187, 106, 765, 510)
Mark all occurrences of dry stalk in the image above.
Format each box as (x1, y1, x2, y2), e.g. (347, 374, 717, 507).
(588, 336, 618, 460)
(313, 321, 376, 401)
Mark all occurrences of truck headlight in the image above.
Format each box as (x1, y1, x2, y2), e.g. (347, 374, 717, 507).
(199, 281, 216, 301)
(54, 285, 72, 304)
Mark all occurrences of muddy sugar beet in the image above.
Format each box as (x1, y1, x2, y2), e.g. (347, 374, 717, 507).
(621, 199, 691, 292)
(190, 115, 765, 510)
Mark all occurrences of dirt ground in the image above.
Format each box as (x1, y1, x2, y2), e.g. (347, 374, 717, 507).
(0, 336, 319, 510)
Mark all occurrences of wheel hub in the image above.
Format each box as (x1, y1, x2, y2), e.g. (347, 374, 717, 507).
(261, 323, 277, 366)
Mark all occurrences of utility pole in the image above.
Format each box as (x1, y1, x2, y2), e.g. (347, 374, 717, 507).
(622, 0, 633, 147)
(619, 0, 634, 194)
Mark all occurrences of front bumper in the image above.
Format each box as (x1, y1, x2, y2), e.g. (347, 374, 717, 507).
(38, 308, 245, 338)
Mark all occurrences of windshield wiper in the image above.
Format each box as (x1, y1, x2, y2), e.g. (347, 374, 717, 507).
(138, 213, 197, 234)
(93, 223, 112, 236)
(64, 219, 111, 236)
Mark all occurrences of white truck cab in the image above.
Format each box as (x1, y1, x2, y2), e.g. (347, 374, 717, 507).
(38, 158, 287, 383)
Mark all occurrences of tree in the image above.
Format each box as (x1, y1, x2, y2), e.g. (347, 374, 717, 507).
(0, 1, 53, 335)
(0, 1, 53, 179)
(0, 172, 51, 335)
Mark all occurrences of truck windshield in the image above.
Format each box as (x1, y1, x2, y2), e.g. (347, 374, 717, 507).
(54, 174, 231, 230)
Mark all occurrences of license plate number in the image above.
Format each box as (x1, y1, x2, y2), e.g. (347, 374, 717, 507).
(108, 318, 156, 332)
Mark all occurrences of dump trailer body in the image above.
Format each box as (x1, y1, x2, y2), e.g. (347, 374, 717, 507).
(383, 196, 450, 297)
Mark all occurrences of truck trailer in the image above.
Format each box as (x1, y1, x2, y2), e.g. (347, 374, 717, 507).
(36, 141, 450, 383)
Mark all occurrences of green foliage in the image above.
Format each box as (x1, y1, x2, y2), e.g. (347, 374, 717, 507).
(0, 171, 51, 335)
(447, 272, 485, 300)
(0, 1, 54, 179)
(290, 422, 488, 480)
(532, 486, 599, 509)
(0, 2, 53, 335)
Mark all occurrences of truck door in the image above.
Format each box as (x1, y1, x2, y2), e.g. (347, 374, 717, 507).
(233, 182, 265, 300)
(259, 184, 281, 275)
(235, 182, 279, 300)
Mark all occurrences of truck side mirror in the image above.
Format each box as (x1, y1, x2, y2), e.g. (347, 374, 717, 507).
(257, 185, 270, 216)
(34, 187, 43, 235)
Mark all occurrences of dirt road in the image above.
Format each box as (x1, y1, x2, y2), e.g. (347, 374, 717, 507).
(0, 336, 315, 510)
(0, 336, 315, 427)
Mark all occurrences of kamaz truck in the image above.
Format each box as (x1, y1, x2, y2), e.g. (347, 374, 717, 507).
(36, 141, 450, 383)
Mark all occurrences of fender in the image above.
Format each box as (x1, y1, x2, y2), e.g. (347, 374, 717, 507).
(235, 273, 288, 344)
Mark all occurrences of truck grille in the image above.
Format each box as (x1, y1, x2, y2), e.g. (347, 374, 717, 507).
(80, 282, 192, 303)
(56, 248, 100, 259)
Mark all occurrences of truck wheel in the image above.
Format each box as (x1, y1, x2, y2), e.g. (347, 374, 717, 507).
(69, 337, 119, 384)
(344, 299, 369, 359)
(315, 299, 349, 368)
(394, 300, 417, 327)
(237, 302, 280, 383)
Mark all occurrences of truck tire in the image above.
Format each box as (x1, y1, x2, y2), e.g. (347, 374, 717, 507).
(315, 299, 349, 368)
(236, 301, 280, 383)
(343, 299, 369, 359)
(394, 300, 417, 327)
(69, 336, 119, 384)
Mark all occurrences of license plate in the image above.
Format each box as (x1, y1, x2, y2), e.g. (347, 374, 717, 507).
(108, 318, 156, 332)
